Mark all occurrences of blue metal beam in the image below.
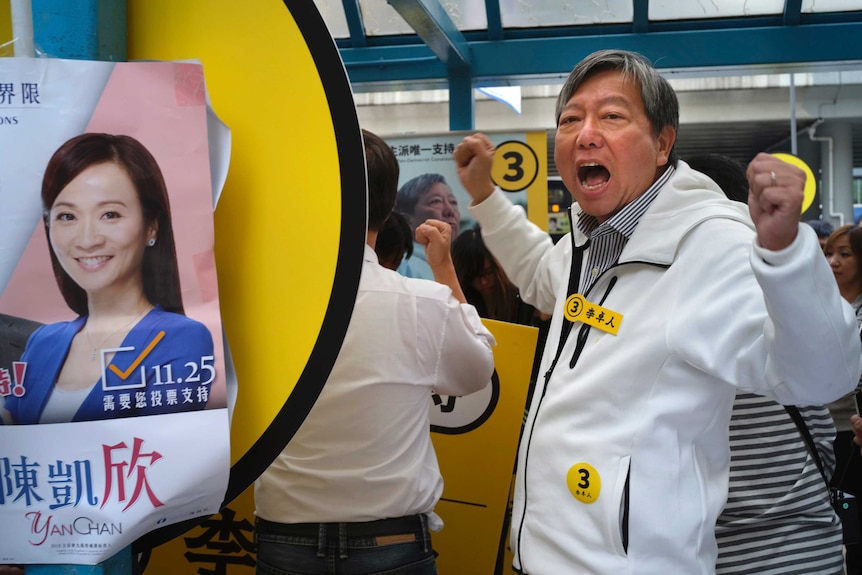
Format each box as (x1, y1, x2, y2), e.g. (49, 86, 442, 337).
(783, 0, 803, 26)
(342, 0, 367, 47)
(485, 0, 503, 41)
(341, 20, 862, 87)
(632, 0, 649, 33)
(449, 68, 474, 130)
(386, 0, 471, 69)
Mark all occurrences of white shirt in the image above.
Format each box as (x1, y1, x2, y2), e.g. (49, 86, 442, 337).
(254, 244, 496, 527)
(396, 241, 434, 280)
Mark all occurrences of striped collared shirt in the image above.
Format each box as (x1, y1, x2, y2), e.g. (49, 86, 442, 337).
(575, 164, 676, 295)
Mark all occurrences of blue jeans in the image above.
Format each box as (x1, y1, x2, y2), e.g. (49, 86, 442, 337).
(255, 515, 438, 575)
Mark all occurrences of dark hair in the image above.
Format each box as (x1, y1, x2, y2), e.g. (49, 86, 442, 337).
(804, 219, 835, 239)
(362, 129, 399, 231)
(375, 211, 414, 270)
(394, 173, 447, 218)
(556, 49, 679, 165)
(685, 153, 749, 204)
(41, 132, 184, 315)
(825, 225, 862, 285)
(452, 227, 520, 322)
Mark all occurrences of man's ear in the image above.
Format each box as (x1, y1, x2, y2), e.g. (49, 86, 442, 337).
(655, 125, 676, 167)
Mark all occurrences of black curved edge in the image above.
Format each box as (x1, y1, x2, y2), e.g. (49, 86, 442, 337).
(430, 370, 501, 435)
(133, 0, 366, 554)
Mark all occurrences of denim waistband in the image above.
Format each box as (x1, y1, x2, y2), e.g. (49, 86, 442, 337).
(255, 514, 427, 539)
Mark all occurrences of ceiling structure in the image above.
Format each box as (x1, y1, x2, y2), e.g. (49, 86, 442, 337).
(313, 1, 862, 169)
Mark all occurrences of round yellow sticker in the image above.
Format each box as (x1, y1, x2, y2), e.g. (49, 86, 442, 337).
(567, 462, 601, 504)
(564, 294, 586, 322)
(491, 140, 539, 192)
(771, 152, 816, 214)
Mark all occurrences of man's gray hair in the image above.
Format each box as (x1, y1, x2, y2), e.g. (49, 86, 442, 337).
(555, 49, 679, 163)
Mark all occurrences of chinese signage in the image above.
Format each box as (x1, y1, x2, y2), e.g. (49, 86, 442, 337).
(387, 132, 546, 234)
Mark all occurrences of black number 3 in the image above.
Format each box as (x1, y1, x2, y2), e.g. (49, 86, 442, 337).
(578, 468, 590, 489)
(502, 151, 524, 182)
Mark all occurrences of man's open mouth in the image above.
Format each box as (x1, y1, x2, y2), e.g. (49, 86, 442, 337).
(578, 163, 610, 191)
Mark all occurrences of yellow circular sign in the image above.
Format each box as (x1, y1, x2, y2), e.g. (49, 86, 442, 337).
(567, 462, 601, 504)
(491, 140, 539, 192)
(127, 0, 366, 550)
(771, 152, 817, 214)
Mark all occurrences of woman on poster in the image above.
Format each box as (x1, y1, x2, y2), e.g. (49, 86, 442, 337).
(1, 133, 215, 425)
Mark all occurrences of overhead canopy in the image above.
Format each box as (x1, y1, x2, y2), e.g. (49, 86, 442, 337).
(313, 1, 862, 168)
(315, 0, 862, 92)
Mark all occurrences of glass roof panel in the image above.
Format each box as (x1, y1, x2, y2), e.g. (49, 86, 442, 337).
(346, 0, 487, 37)
(358, 0, 413, 36)
(500, 0, 632, 27)
(314, 0, 350, 38)
(801, 0, 862, 13)
(439, 1, 488, 30)
(316, 1, 862, 39)
(650, 0, 784, 21)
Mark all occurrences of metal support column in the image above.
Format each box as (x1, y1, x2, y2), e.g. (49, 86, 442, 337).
(448, 67, 474, 131)
(31, 0, 126, 60)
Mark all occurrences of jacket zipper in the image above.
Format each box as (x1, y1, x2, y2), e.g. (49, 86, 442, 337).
(515, 259, 670, 569)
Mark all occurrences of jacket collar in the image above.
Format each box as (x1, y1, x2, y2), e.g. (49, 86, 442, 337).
(571, 160, 753, 267)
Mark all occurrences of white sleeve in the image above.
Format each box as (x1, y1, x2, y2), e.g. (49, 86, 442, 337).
(750, 223, 862, 404)
(469, 188, 567, 315)
(430, 297, 496, 396)
(669, 220, 861, 405)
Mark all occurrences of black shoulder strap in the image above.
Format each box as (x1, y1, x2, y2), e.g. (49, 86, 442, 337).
(785, 405, 830, 487)
(784, 280, 862, 487)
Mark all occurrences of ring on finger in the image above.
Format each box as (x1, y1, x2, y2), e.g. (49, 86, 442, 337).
(770, 171, 777, 187)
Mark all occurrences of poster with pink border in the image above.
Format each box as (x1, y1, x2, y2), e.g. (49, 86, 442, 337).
(0, 58, 230, 564)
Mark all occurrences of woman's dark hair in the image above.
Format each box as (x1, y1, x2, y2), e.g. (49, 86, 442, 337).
(825, 224, 862, 288)
(374, 211, 414, 270)
(41, 132, 184, 315)
(452, 227, 521, 322)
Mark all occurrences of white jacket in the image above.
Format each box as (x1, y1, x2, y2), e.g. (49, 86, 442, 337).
(471, 162, 862, 574)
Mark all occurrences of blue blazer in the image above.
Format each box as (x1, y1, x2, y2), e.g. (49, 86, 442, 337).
(5, 307, 215, 424)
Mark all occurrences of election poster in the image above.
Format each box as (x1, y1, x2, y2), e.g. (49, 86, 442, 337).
(388, 131, 549, 235)
(0, 58, 231, 564)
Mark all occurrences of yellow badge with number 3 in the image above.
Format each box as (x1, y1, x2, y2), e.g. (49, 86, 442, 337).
(567, 462, 601, 504)
(564, 294, 622, 335)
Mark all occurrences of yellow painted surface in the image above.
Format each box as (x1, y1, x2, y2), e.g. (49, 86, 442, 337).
(127, 0, 351, 470)
(0, 0, 12, 56)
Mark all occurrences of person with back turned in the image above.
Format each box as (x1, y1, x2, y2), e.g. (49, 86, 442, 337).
(253, 129, 496, 574)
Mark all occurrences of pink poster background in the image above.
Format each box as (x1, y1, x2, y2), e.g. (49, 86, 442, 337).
(0, 61, 226, 408)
